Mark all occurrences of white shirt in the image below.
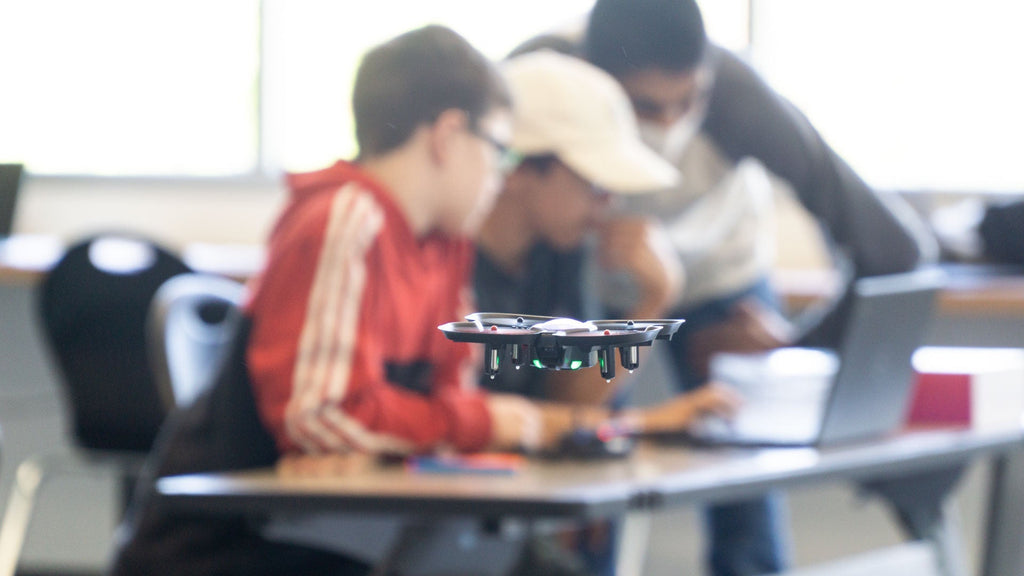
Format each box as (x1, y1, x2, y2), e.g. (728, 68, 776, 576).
(602, 134, 777, 311)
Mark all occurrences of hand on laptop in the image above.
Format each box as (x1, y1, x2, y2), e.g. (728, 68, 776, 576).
(624, 382, 742, 434)
(490, 386, 742, 452)
(688, 299, 796, 380)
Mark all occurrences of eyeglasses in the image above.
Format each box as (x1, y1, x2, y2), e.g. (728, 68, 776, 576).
(468, 125, 521, 173)
(468, 125, 510, 157)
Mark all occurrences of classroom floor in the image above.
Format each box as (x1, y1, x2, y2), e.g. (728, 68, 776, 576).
(643, 462, 989, 576)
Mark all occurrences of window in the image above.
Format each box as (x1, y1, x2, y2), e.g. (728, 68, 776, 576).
(260, 0, 595, 173)
(4, 1, 1019, 192)
(750, 0, 1024, 192)
(0, 0, 595, 177)
(0, 1, 259, 176)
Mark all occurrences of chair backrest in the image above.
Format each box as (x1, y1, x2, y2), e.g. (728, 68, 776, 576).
(37, 234, 192, 453)
(147, 273, 246, 410)
(0, 163, 23, 237)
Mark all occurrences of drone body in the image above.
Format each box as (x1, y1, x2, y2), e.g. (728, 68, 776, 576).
(438, 313, 684, 380)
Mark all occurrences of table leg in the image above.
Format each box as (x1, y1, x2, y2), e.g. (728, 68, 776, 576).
(615, 511, 652, 576)
(982, 450, 1024, 576)
(860, 465, 969, 576)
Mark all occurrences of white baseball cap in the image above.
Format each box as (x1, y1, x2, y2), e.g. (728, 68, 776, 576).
(500, 50, 679, 194)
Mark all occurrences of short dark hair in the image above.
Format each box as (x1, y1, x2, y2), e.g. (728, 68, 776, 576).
(505, 34, 581, 60)
(352, 25, 511, 158)
(585, 0, 707, 78)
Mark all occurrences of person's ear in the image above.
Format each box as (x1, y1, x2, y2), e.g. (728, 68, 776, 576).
(427, 108, 468, 166)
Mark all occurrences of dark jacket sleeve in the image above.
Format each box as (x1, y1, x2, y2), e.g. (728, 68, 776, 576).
(701, 45, 937, 345)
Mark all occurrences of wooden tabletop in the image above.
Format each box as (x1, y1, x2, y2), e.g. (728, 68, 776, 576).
(156, 425, 1024, 519)
(773, 265, 1024, 317)
(0, 234, 264, 286)
(4, 234, 1023, 316)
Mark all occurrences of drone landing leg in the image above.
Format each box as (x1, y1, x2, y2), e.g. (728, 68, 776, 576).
(619, 345, 640, 373)
(484, 344, 501, 379)
(599, 347, 616, 381)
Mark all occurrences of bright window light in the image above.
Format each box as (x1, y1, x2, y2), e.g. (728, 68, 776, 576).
(262, 0, 595, 173)
(751, 0, 1024, 192)
(0, 1, 259, 176)
(4, 0, 1019, 194)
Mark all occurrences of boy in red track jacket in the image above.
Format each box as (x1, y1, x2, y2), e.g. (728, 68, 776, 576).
(245, 25, 542, 457)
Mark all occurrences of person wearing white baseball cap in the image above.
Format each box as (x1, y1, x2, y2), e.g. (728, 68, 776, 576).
(473, 49, 737, 576)
(474, 49, 707, 419)
(473, 49, 700, 401)
(473, 50, 684, 350)
(502, 50, 679, 195)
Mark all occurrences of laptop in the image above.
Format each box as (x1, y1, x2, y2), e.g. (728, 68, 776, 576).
(0, 163, 24, 237)
(684, 267, 946, 448)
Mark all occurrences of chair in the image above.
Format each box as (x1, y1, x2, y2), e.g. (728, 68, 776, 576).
(108, 276, 283, 576)
(146, 273, 246, 410)
(0, 164, 23, 237)
(0, 233, 191, 576)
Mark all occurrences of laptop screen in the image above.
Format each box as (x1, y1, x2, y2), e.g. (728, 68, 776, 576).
(818, 267, 946, 444)
(0, 163, 24, 237)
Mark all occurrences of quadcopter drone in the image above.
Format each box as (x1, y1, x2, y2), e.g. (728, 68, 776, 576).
(438, 313, 684, 381)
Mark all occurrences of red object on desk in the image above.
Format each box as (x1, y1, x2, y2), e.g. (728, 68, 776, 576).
(907, 347, 1024, 428)
(907, 372, 973, 424)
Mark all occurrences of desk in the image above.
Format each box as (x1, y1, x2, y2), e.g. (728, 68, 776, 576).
(158, 426, 1024, 576)
(0, 234, 264, 285)
(4, 234, 1024, 317)
(773, 265, 1024, 317)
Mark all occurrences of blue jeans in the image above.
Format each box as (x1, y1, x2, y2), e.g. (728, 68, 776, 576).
(665, 279, 792, 576)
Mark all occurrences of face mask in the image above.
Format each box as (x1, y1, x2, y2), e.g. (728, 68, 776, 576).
(637, 110, 703, 164)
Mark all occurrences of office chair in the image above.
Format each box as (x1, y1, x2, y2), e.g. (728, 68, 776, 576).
(0, 164, 23, 238)
(0, 233, 191, 576)
(110, 280, 285, 576)
(146, 273, 246, 409)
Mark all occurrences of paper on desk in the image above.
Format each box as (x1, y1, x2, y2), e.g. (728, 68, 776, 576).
(702, 348, 836, 442)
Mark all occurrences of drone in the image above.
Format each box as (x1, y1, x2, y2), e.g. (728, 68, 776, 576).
(438, 313, 684, 381)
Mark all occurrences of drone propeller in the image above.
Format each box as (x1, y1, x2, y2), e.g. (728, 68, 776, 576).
(463, 313, 556, 330)
(561, 322, 681, 379)
(438, 321, 537, 378)
(554, 327, 659, 347)
(437, 321, 538, 344)
(589, 319, 685, 340)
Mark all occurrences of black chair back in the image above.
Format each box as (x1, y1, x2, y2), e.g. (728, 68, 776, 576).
(0, 163, 22, 237)
(37, 234, 191, 452)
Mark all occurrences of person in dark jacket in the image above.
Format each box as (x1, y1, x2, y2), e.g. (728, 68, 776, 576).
(515, 1, 937, 574)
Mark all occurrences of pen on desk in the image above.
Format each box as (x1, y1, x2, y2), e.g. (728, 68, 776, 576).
(406, 453, 525, 475)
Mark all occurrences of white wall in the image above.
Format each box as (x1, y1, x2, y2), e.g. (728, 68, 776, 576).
(15, 177, 286, 249)
(14, 175, 834, 273)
